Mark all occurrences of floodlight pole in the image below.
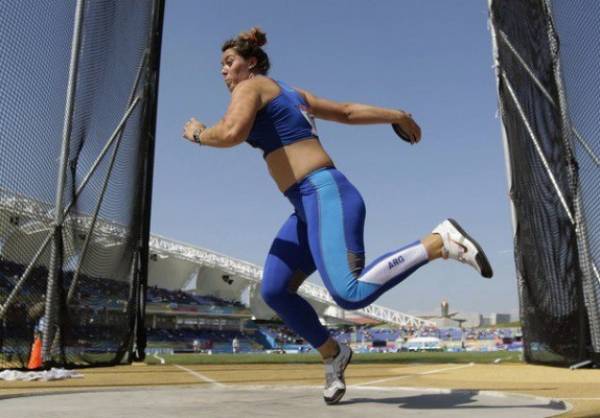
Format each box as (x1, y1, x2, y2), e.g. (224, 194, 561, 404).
(42, 0, 86, 364)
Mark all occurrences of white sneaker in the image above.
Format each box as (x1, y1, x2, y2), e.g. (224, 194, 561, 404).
(323, 344, 352, 405)
(432, 219, 493, 278)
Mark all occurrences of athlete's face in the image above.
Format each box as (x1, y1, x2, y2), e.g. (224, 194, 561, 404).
(220, 48, 256, 92)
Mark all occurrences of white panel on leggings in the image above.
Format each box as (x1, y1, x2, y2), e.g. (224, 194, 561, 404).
(357, 244, 428, 285)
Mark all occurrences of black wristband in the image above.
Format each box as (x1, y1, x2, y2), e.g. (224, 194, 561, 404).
(192, 129, 202, 145)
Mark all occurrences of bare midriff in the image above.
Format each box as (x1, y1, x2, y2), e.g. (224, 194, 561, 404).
(265, 138, 335, 193)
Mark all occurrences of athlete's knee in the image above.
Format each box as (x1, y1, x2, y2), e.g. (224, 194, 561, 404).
(286, 270, 308, 294)
(335, 298, 364, 311)
(330, 292, 364, 311)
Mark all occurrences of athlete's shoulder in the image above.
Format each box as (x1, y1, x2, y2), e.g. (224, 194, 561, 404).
(292, 86, 311, 102)
(233, 77, 261, 93)
(237, 76, 279, 96)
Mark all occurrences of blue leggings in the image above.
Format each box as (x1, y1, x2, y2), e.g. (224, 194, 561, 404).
(260, 167, 429, 348)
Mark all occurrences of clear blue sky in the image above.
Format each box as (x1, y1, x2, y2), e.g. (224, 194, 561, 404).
(151, 0, 518, 317)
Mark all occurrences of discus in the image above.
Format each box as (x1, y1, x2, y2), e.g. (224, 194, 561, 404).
(391, 123, 415, 144)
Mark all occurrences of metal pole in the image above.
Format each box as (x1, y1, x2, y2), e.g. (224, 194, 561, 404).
(488, 4, 518, 240)
(0, 96, 140, 322)
(0, 231, 54, 319)
(132, 0, 165, 362)
(498, 29, 600, 167)
(501, 72, 575, 224)
(64, 96, 141, 216)
(42, 0, 86, 365)
(67, 52, 147, 304)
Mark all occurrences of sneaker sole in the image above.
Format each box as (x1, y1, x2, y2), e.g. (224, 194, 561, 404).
(324, 388, 345, 405)
(324, 349, 353, 405)
(448, 218, 493, 278)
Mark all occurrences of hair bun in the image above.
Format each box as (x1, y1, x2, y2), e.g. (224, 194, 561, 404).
(240, 27, 267, 47)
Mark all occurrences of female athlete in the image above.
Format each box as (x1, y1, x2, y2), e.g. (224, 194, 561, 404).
(182, 27, 493, 405)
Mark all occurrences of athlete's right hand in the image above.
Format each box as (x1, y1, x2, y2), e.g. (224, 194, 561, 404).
(182, 117, 207, 144)
(392, 111, 421, 145)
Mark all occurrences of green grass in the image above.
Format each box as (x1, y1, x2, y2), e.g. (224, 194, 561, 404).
(145, 350, 522, 366)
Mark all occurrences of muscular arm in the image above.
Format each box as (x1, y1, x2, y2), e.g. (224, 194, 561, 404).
(183, 79, 262, 147)
(296, 88, 421, 140)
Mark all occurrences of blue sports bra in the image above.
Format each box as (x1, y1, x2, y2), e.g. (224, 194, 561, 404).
(246, 80, 319, 157)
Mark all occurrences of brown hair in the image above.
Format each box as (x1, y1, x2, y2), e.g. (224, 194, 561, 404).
(222, 27, 270, 75)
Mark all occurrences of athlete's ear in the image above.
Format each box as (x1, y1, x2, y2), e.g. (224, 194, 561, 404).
(247, 56, 258, 70)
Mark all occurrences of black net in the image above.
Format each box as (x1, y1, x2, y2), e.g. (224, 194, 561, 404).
(489, 0, 588, 365)
(548, 0, 600, 359)
(0, 0, 163, 369)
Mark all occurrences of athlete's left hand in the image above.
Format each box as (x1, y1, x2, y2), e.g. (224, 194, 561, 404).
(182, 117, 207, 144)
(392, 111, 422, 145)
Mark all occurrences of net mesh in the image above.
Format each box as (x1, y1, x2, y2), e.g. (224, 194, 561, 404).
(489, 0, 589, 365)
(0, 0, 161, 369)
(548, 0, 600, 358)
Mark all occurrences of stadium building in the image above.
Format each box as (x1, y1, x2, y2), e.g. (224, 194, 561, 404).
(1, 187, 434, 358)
(145, 234, 434, 353)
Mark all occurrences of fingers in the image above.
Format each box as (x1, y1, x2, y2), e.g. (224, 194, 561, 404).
(182, 118, 195, 141)
(400, 120, 419, 144)
(406, 116, 421, 144)
(412, 122, 422, 143)
(396, 110, 421, 144)
(182, 118, 207, 143)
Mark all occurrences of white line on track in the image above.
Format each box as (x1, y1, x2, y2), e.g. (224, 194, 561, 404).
(561, 397, 600, 401)
(174, 364, 225, 388)
(352, 363, 475, 387)
(152, 353, 165, 364)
